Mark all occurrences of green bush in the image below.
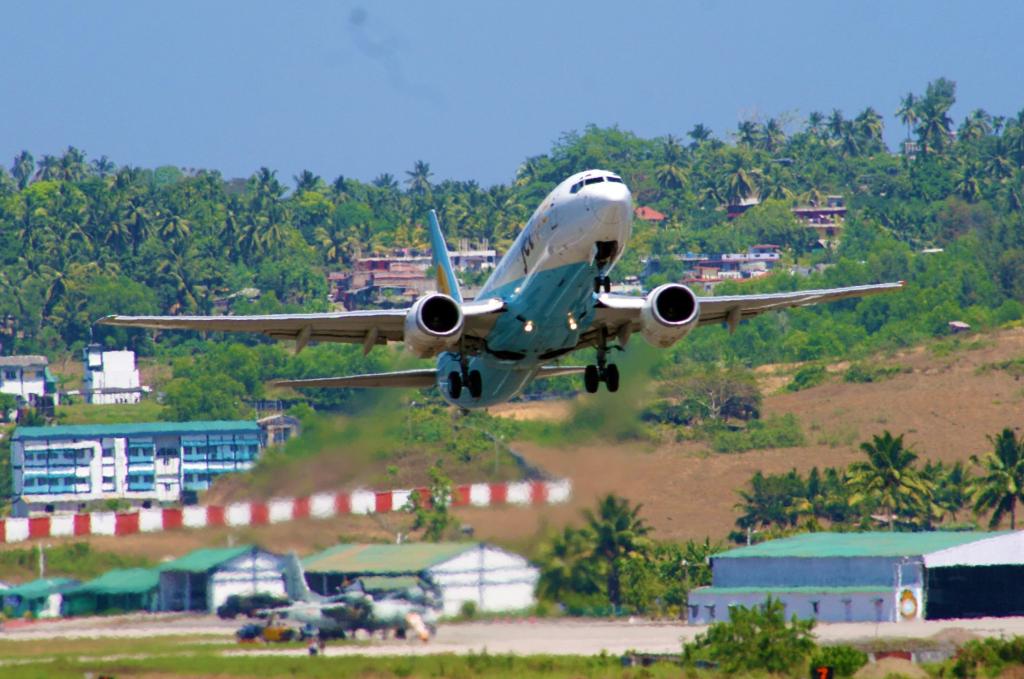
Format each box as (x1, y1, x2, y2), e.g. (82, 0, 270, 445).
(710, 414, 805, 453)
(843, 363, 905, 383)
(459, 600, 478, 619)
(950, 636, 1024, 678)
(809, 645, 868, 677)
(683, 597, 816, 674)
(786, 365, 828, 392)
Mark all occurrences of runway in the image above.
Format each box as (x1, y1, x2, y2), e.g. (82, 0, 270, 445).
(5, 614, 1024, 656)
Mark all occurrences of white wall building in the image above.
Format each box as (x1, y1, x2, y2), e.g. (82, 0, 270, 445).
(303, 542, 539, 616)
(0, 355, 59, 407)
(158, 546, 285, 613)
(10, 421, 263, 516)
(82, 344, 144, 404)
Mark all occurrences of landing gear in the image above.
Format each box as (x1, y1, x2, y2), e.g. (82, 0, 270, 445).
(467, 370, 483, 399)
(448, 371, 462, 399)
(583, 328, 620, 393)
(449, 362, 483, 400)
(593, 275, 611, 294)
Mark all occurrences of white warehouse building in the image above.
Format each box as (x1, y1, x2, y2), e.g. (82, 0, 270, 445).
(10, 421, 264, 516)
(302, 542, 539, 616)
(158, 545, 285, 613)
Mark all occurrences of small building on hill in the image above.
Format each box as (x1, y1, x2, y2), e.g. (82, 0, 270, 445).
(302, 542, 538, 616)
(158, 545, 284, 613)
(688, 531, 1024, 624)
(82, 344, 145, 405)
(0, 355, 59, 410)
(62, 567, 160, 616)
(1, 577, 79, 618)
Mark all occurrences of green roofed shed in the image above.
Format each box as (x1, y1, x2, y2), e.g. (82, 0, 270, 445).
(2, 578, 79, 618)
(715, 531, 1005, 559)
(13, 420, 261, 441)
(158, 546, 253, 573)
(62, 568, 160, 616)
(303, 543, 474, 575)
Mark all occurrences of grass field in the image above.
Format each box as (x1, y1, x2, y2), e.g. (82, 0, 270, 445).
(0, 635, 688, 679)
(55, 399, 166, 425)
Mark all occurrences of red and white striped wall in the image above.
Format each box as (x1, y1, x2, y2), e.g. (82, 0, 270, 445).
(0, 478, 572, 544)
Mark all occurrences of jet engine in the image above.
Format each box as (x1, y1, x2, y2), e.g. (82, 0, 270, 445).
(404, 293, 464, 357)
(640, 283, 700, 348)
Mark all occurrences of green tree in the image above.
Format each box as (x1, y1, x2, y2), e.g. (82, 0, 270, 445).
(535, 526, 601, 602)
(969, 428, 1024, 529)
(683, 597, 816, 674)
(848, 431, 933, 530)
(584, 494, 651, 610)
(405, 464, 456, 541)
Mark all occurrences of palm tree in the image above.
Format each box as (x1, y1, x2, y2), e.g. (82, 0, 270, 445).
(855, 107, 885, 152)
(721, 150, 762, 205)
(762, 118, 786, 154)
(91, 155, 116, 178)
(896, 92, 919, 141)
(124, 202, 150, 255)
(955, 162, 983, 202)
(655, 162, 688, 193)
(849, 432, 933, 530)
(806, 112, 825, 138)
(827, 109, 846, 141)
(11, 151, 34, 189)
(406, 160, 433, 195)
(372, 173, 399, 191)
(584, 494, 651, 609)
(536, 526, 601, 601)
(158, 211, 191, 243)
(736, 120, 761, 147)
(293, 170, 322, 193)
(970, 429, 1024, 529)
(959, 109, 993, 142)
(688, 123, 713, 147)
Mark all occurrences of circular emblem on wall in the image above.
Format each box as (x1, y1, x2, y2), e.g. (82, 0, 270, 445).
(899, 588, 918, 619)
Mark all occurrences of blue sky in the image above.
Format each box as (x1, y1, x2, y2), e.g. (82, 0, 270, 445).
(2, 1, 1022, 186)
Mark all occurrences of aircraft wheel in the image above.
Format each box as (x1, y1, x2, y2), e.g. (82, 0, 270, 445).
(448, 371, 462, 399)
(602, 276, 612, 293)
(604, 364, 620, 392)
(584, 365, 600, 393)
(468, 370, 483, 399)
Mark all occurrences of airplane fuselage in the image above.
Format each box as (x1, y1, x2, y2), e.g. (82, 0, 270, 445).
(437, 170, 633, 407)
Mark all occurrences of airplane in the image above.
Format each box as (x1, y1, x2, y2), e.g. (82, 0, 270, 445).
(100, 170, 903, 409)
(272, 553, 440, 641)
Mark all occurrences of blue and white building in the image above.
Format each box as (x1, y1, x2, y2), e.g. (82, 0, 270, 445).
(10, 421, 263, 516)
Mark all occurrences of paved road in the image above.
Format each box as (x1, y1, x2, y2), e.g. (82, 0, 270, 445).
(8, 615, 1024, 655)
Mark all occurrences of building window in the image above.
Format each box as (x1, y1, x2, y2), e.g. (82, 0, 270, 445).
(706, 605, 715, 621)
(811, 601, 819, 616)
(4, 369, 17, 380)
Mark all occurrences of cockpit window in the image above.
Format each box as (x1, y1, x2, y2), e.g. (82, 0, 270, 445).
(607, 176, 624, 183)
(570, 182, 583, 194)
(584, 177, 604, 186)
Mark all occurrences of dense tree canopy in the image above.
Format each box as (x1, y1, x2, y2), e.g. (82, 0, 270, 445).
(1, 77, 1022, 382)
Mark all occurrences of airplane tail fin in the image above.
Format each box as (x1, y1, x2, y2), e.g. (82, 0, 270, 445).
(283, 552, 323, 603)
(428, 210, 462, 303)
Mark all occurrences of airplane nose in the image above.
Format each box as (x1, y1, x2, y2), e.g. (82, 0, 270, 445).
(591, 182, 632, 224)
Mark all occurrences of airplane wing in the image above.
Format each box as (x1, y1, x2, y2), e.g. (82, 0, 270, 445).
(585, 281, 904, 348)
(98, 298, 505, 353)
(275, 369, 437, 390)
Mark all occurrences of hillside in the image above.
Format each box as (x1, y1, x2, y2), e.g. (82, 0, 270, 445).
(7, 326, 1020, 566)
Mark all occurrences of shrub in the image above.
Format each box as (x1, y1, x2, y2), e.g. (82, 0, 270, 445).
(809, 645, 868, 677)
(459, 600, 478, 619)
(683, 597, 816, 674)
(950, 636, 1024, 678)
(710, 414, 805, 453)
(786, 365, 827, 392)
(843, 363, 905, 383)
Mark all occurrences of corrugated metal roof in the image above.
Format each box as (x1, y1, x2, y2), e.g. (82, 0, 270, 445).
(158, 546, 254, 573)
(13, 420, 261, 441)
(303, 543, 476, 574)
(693, 585, 891, 595)
(717, 532, 1004, 559)
(66, 568, 159, 596)
(0, 355, 48, 367)
(2, 578, 78, 599)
